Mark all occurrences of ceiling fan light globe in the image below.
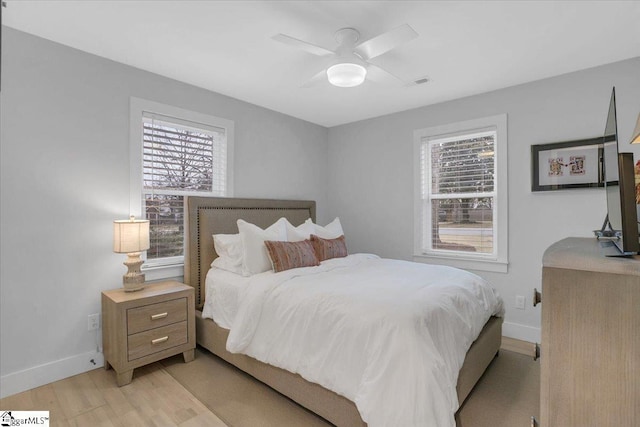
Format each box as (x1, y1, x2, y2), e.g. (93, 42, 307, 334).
(327, 63, 367, 87)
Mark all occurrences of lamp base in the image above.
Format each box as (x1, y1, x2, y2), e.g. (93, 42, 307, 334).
(123, 252, 145, 292)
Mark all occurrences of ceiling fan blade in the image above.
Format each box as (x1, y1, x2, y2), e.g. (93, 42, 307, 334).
(355, 24, 418, 60)
(272, 33, 335, 57)
(366, 63, 405, 85)
(301, 69, 328, 88)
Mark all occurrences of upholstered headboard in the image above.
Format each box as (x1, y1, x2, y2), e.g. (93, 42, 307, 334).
(185, 196, 316, 309)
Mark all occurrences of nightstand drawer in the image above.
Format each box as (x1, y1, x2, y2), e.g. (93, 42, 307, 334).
(127, 298, 187, 335)
(127, 321, 188, 361)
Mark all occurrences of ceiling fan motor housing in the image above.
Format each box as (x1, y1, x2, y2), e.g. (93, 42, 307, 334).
(331, 27, 367, 69)
(334, 28, 360, 46)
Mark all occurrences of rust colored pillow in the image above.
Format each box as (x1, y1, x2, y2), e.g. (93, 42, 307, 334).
(310, 234, 348, 261)
(264, 239, 320, 273)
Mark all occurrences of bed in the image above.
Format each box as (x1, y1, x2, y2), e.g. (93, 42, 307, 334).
(184, 196, 503, 427)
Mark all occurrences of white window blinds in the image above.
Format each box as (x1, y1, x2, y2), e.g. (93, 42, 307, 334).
(420, 129, 497, 257)
(429, 131, 495, 195)
(143, 113, 227, 194)
(142, 112, 228, 261)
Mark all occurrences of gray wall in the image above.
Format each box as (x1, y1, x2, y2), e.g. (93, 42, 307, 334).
(2, 25, 638, 397)
(0, 28, 328, 396)
(327, 57, 640, 342)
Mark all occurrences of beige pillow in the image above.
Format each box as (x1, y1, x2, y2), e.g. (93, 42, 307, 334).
(264, 239, 319, 272)
(310, 234, 348, 261)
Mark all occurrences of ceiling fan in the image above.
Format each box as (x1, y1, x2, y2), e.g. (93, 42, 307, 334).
(272, 24, 418, 88)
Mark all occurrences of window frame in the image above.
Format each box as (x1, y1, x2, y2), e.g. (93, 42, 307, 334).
(129, 97, 234, 280)
(413, 114, 508, 273)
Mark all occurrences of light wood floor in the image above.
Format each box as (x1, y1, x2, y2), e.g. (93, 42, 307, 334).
(0, 363, 226, 427)
(2, 347, 539, 427)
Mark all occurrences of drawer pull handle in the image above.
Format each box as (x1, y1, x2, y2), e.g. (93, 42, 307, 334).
(151, 336, 169, 345)
(533, 288, 542, 307)
(151, 312, 168, 320)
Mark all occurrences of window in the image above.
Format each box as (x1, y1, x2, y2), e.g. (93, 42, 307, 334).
(413, 115, 508, 273)
(130, 98, 234, 276)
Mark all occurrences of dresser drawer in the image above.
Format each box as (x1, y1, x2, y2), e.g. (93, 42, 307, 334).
(127, 298, 187, 335)
(127, 321, 188, 361)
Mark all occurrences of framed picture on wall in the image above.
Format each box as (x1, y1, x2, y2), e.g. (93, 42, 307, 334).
(531, 137, 603, 192)
(635, 159, 640, 204)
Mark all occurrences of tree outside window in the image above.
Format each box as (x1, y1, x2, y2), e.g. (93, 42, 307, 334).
(142, 115, 227, 260)
(428, 132, 495, 254)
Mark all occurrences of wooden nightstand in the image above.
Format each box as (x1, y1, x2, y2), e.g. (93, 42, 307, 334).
(102, 280, 196, 386)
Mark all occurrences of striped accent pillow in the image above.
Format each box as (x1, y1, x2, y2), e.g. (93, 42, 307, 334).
(310, 234, 348, 261)
(264, 239, 320, 273)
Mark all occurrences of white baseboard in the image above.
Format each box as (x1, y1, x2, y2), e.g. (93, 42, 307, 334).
(502, 321, 541, 344)
(0, 350, 104, 399)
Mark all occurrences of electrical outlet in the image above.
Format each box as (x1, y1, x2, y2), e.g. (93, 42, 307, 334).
(515, 295, 526, 310)
(88, 313, 100, 331)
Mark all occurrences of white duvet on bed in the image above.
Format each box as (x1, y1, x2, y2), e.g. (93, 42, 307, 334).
(202, 267, 250, 329)
(225, 254, 504, 427)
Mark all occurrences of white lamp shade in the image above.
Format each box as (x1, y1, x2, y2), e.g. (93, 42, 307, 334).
(327, 63, 367, 87)
(630, 113, 640, 144)
(113, 219, 150, 253)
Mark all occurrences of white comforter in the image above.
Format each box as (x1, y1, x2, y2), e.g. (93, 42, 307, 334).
(226, 254, 504, 427)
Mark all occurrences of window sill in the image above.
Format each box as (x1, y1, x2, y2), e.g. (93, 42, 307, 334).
(412, 254, 508, 273)
(142, 263, 184, 281)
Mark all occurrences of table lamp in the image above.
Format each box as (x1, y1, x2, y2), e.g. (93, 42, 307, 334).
(113, 215, 150, 291)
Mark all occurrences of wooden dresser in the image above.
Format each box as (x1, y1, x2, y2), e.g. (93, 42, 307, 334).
(540, 238, 639, 427)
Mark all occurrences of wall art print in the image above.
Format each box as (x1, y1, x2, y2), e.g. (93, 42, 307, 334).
(635, 159, 640, 204)
(531, 137, 603, 192)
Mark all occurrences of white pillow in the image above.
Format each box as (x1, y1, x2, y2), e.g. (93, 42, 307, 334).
(284, 219, 316, 242)
(211, 234, 244, 275)
(238, 218, 287, 275)
(213, 233, 243, 260)
(211, 256, 244, 275)
(305, 217, 344, 239)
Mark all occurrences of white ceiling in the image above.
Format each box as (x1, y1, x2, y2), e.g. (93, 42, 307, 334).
(4, 1, 640, 127)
